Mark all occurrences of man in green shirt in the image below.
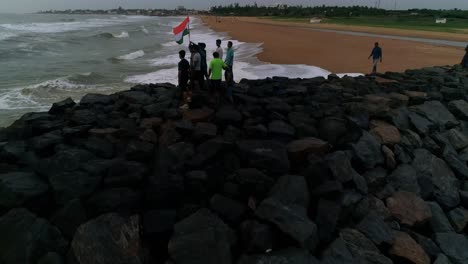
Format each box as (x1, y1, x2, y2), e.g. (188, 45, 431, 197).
(209, 51, 227, 103)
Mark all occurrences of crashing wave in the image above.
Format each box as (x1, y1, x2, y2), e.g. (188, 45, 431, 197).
(117, 50, 145, 60)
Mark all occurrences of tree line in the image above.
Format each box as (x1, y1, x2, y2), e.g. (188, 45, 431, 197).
(210, 4, 468, 19)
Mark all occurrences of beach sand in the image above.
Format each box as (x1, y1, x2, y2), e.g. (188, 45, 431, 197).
(202, 16, 465, 74)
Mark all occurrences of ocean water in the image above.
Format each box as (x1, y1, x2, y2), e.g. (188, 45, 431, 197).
(0, 14, 359, 127)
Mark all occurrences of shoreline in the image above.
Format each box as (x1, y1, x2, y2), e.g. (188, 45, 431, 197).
(201, 16, 465, 74)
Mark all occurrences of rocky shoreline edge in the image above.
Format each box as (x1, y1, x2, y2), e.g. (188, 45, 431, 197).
(1, 65, 468, 264)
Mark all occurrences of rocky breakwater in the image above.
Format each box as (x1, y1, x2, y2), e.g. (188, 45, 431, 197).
(1, 65, 468, 264)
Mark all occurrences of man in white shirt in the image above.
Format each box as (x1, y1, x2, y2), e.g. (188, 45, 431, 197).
(216, 39, 223, 61)
(189, 43, 202, 90)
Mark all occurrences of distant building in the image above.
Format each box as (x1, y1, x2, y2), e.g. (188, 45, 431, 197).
(309, 18, 322, 24)
(435, 18, 447, 24)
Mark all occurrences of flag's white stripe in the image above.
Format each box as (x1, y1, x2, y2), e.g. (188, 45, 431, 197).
(174, 26, 188, 42)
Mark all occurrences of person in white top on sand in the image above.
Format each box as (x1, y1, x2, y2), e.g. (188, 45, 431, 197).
(216, 39, 223, 61)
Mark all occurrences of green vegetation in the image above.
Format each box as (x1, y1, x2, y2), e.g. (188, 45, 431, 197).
(211, 4, 468, 33)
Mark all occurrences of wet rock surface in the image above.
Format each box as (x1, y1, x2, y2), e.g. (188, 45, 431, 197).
(1, 66, 468, 263)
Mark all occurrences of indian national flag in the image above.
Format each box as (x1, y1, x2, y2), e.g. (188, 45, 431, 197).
(173, 17, 190, 44)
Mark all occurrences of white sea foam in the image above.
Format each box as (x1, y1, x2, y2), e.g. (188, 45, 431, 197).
(0, 16, 151, 34)
(141, 26, 149, 34)
(150, 54, 179, 66)
(0, 31, 17, 41)
(117, 50, 145, 60)
(113, 31, 129, 38)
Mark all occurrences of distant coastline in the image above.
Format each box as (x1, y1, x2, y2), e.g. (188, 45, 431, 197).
(37, 7, 208, 17)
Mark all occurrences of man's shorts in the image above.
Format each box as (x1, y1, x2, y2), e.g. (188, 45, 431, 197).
(373, 59, 380, 67)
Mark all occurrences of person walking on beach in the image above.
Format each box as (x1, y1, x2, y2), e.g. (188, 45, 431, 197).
(198, 42, 208, 87)
(368, 42, 383, 75)
(224, 41, 235, 102)
(216, 39, 223, 60)
(189, 43, 202, 91)
(208, 51, 227, 105)
(462, 45, 468, 69)
(178, 50, 190, 106)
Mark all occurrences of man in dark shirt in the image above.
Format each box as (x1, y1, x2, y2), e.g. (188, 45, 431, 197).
(178, 50, 190, 91)
(462, 45, 468, 69)
(198, 42, 208, 88)
(368, 42, 383, 75)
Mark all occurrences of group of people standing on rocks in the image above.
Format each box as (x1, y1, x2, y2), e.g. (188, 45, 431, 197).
(178, 39, 235, 109)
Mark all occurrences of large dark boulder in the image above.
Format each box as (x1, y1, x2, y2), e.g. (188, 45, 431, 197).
(0, 171, 48, 207)
(256, 175, 318, 251)
(50, 199, 87, 239)
(413, 149, 460, 209)
(71, 214, 142, 264)
(0, 208, 68, 264)
(356, 212, 394, 246)
(448, 100, 468, 120)
(411, 101, 459, 128)
(387, 164, 421, 195)
(49, 97, 76, 114)
(340, 228, 392, 264)
(238, 248, 319, 264)
(49, 170, 101, 205)
(321, 237, 356, 264)
(210, 194, 247, 223)
(80, 93, 113, 105)
(239, 220, 274, 253)
(427, 202, 454, 233)
(105, 160, 147, 187)
(352, 131, 384, 169)
(86, 188, 141, 217)
(434, 233, 468, 264)
(237, 140, 290, 175)
(168, 209, 235, 264)
(70, 109, 97, 125)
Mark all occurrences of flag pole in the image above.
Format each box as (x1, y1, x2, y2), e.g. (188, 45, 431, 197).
(188, 16, 191, 43)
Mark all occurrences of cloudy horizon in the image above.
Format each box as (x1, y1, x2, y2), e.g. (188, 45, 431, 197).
(1, 0, 468, 13)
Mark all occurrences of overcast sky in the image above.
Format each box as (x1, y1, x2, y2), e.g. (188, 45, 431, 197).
(1, 0, 468, 13)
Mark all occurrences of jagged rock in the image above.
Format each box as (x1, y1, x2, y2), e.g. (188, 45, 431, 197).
(125, 140, 154, 161)
(448, 100, 468, 120)
(142, 209, 177, 236)
(408, 112, 435, 135)
(0, 208, 68, 264)
(434, 233, 468, 263)
(316, 199, 341, 241)
(86, 188, 141, 217)
(143, 101, 171, 116)
(168, 209, 235, 264)
(193, 122, 218, 140)
(216, 106, 242, 124)
(256, 175, 318, 251)
(412, 149, 460, 209)
(238, 248, 319, 264)
(49, 97, 76, 114)
(427, 202, 454, 233)
(387, 164, 420, 194)
(287, 138, 329, 164)
(183, 107, 214, 123)
(442, 145, 468, 180)
(340, 228, 392, 264)
(239, 220, 274, 253)
(268, 120, 295, 138)
(70, 109, 97, 125)
(210, 194, 247, 223)
(434, 254, 453, 264)
(83, 137, 114, 158)
(37, 252, 63, 264)
(370, 120, 401, 145)
(411, 101, 459, 128)
(389, 231, 430, 264)
(412, 233, 442, 259)
(50, 199, 87, 239)
(72, 213, 142, 264)
(382, 145, 397, 169)
(352, 131, 384, 169)
(140, 117, 163, 129)
(363, 167, 387, 190)
(237, 140, 290, 175)
(49, 170, 101, 205)
(120, 90, 154, 105)
(318, 117, 359, 146)
(0, 171, 48, 207)
(404, 91, 427, 104)
(461, 190, 468, 208)
(447, 207, 468, 232)
(233, 168, 275, 197)
(386, 191, 431, 226)
(321, 237, 355, 264)
(105, 160, 147, 187)
(354, 195, 391, 221)
(326, 151, 355, 183)
(356, 212, 394, 245)
(80, 93, 113, 105)
(446, 129, 468, 150)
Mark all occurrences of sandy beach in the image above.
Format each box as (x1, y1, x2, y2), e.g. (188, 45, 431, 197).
(202, 16, 466, 74)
